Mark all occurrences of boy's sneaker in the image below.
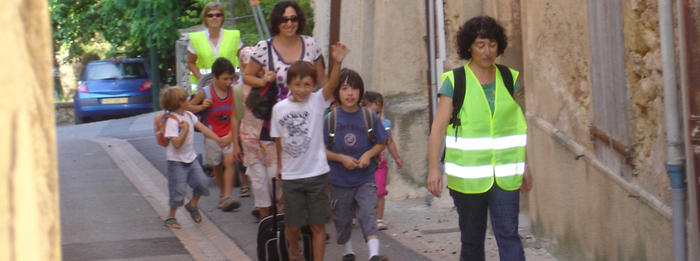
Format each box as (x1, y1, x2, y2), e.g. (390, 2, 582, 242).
(376, 219, 388, 230)
(369, 255, 389, 261)
(164, 218, 181, 229)
(220, 196, 241, 212)
(342, 253, 356, 261)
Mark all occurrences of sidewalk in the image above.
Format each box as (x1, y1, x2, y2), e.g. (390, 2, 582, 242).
(58, 112, 557, 260)
(382, 198, 558, 260)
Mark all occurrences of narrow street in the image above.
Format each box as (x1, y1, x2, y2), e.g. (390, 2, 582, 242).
(58, 112, 556, 260)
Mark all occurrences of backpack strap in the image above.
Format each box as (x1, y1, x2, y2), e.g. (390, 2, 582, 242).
(450, 66, 466, 127)
(327, 108, 337, 149)
(361, 108, 381, 165)
(496, 64, 514, 96)
(361, 108, 376, 144)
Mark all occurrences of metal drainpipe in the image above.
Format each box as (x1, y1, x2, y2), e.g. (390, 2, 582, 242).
(658, 0, 687, 260)
(427, 0, 437, 123)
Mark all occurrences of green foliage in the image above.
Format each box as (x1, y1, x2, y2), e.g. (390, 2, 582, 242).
(50, 0, 315, 82)
(225, 0, 315, 46)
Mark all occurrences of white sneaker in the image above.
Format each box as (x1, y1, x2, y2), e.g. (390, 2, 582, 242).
(376, 219, 388, 230)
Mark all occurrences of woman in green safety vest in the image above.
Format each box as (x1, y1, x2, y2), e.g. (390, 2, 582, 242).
(187, 2, 242, 91)
(427, 16, 532, 261)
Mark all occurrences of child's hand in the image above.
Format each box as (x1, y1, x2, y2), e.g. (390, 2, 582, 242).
(219, 134, 232, 147)
(340, 155, 360, 170)
(395, 157, 403, 169)
(358, 153, 372, 168)
(330, 42, 349, 63)
(201, 98, 212, 108)
(179, 120, 189, 130)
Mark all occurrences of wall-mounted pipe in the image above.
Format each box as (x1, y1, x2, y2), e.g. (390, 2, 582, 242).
(658, 0, 688, 260)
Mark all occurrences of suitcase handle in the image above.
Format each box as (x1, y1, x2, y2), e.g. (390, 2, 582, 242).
(271, 177, 278, 232)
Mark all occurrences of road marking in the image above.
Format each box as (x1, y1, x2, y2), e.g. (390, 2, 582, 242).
(93, 137, 251, 261)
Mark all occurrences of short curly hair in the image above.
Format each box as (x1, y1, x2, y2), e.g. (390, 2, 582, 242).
(269, 1, 306, 36)
(456, 16, 508, 60)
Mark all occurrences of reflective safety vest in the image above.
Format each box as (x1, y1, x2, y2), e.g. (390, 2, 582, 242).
(189, 29, 240, 84)
(440, 64, 527, 194)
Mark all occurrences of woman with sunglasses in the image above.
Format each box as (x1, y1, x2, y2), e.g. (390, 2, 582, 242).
(186, 2, 242, 90)
(241, 0, 329, 228)
(243, 1, 328, 100)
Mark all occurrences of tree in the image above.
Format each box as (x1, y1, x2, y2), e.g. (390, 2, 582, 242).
(50, 0, 205, 82)
(50, 0, 315, 83)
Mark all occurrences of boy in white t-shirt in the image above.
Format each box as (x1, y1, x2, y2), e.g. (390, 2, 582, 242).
(270, 43, 348, 261)
(160, 87, 225, 229)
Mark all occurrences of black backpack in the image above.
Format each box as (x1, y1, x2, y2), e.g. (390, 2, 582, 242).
(449, 64, 515, 127)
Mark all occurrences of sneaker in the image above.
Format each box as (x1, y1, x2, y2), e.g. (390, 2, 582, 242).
(376, 219, 388, 230)
(342, 253, 356, 261)
(369, 255, 389, 261)
(220, 196, 241, 212)
(240, 186, 251, 197)
(164, 217, 181, 229)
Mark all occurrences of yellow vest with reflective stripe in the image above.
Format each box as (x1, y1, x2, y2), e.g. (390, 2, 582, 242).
(440, 64, 527, 194)
(189, 29, 240, 84)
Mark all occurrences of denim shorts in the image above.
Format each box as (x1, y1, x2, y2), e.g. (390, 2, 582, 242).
(281, 173, 330, 227)
(167, 160, 210, 208)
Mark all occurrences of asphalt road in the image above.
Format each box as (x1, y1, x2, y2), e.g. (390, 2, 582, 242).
(58, 112, 431, 261)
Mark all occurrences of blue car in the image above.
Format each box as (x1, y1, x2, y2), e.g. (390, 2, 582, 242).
(73, 59, 154, 123)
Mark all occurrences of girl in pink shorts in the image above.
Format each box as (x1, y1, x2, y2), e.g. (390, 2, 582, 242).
(362, 91, 403, 230)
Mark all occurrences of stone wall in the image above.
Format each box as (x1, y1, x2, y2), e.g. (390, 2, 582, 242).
(521, 0, 675, 260)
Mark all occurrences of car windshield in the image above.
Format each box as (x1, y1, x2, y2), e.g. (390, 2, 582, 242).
(86, 62, 147, 80)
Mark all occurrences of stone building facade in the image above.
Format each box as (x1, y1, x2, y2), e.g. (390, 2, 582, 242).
(315, 0, 699, 260)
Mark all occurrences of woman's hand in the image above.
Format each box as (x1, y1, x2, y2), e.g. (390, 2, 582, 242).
(262, 70, 276, 84)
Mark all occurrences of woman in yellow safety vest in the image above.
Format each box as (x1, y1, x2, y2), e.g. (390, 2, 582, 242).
(427, 16, 532, 261)
(187, 2, 241, 90)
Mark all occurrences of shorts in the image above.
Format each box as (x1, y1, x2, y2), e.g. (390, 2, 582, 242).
(281, 173, 330, 227)
(330, 182, 379, 244)
(375, 159, 388, 196)
(167, 160, 210, 208)
(205, 137, 234, 166)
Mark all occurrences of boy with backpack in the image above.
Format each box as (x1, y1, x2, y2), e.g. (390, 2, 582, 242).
(324, 69, 389, 261)
(157, 86, 224, 228)
(187, 57, 242, 212)
(270, 43, 348, 261)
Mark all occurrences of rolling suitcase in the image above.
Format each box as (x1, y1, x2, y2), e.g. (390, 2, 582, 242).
(257, 178, 314, 261)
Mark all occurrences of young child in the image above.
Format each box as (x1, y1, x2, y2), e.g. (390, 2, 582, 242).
(237, 46, 279, 220)
(325, 70, 389, 261)
(362, 91, 403, 231)
(160, 87, 223, 228)
(187, 57, 242, 212)
(270, 43, 348, 261)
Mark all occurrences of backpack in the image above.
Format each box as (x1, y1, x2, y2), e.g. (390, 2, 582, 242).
(154, 111, 192, 147)
(326, 107, 380, 165)
(449, 64, 515, 127)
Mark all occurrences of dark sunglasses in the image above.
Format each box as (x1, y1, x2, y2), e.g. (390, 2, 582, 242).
(280, 16, 298, 23)
(206, 13, 223, 18)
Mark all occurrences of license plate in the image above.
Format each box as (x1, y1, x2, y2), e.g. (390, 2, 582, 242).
(102, 97, 128, 104)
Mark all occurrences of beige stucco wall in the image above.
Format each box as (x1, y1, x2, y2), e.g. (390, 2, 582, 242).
(315, 0, 431, 200)
(522, 0, 674, 260)
(1, 0, 62, 260)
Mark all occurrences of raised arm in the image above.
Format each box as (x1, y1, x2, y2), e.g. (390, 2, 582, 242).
(322, 43, 349, 100)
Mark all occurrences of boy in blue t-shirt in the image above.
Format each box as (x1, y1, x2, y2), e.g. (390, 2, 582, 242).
(324, 69, 389, 261)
